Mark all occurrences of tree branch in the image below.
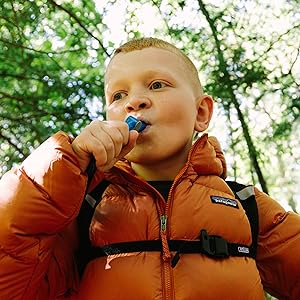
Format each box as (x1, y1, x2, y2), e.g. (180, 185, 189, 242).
(0, 91, 43, 102)
(0, 38, 69, 73)
(0, 130, 25, 157)
(0, 72, 44, 82)
(47, 0, 110, 57)
(198, 0, 269, 193)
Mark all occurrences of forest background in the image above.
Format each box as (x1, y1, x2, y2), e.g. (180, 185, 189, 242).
(2, 0, 299, 210)
(0, 1, 299, 298)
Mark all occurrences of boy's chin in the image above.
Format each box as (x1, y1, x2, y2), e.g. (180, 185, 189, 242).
(124, 151, 145, 163)
(124, 150, 159, 165)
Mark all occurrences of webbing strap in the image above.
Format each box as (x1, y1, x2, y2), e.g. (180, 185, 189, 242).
(226, 181, 259, 258)
(76, 179, 110, 277)
(237, 186, 255, 201)
(89, 236, 255, 260)
(77, 180, 259, 274)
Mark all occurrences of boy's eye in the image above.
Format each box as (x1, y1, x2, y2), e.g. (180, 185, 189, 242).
(150, 81, 166, 90)
(112, 91, 127, 101)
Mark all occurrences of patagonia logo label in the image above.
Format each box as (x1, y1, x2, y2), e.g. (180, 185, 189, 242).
(238, 246, 250, 254)
(210, 196, 239, 209)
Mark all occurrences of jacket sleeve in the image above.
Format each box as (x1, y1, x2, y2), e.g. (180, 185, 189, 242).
(0, 131, 88, 299)
(255, 187, 300, 299)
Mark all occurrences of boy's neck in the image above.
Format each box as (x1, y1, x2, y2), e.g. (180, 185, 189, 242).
(130, 151, 189, 181)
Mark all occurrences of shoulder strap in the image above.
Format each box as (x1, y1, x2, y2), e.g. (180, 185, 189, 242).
(225, 180, 259, 258)
(76, 179, 110, 277)
(76, 179, 259, 275)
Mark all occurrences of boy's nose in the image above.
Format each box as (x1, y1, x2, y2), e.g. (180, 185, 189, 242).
(125, 96, 151, 112)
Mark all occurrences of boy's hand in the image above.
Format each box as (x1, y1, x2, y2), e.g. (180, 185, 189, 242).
(72, 120, 139, 173)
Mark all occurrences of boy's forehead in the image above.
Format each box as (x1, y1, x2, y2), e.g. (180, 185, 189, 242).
(105, 47, 189, 82)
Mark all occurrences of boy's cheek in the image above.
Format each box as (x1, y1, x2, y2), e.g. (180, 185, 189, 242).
(106, 107, 121, 121)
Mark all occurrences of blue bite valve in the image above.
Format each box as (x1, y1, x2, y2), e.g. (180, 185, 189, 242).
(125, 116, 147, 133)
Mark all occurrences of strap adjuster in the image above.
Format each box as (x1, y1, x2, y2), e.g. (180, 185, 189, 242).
(200, 230, 229, 258)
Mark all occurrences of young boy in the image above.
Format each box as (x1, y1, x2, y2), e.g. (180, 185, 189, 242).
(0, 37, 299, 300)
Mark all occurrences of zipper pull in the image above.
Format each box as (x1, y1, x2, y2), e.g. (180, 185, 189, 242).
(160, 215, 171, 261)
(160, 215, 167, 231)
(171, 251, 180, 268)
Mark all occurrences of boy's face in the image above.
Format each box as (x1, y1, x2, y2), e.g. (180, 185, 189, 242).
(105, 47, 209, 165)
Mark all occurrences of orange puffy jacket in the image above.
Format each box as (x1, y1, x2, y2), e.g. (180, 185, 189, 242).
(0, 131, 300, 300)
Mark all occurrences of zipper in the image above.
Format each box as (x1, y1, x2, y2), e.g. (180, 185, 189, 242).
(160, 141, 200, 300)
(120, 173, 173, 299)
(112, 155, 196, 300)
(123, 176, 174, 300)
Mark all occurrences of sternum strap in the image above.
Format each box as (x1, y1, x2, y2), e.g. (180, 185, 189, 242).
(90, 237, 255, 261)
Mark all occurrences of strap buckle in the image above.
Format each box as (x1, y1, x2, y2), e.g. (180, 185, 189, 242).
(200, 230, 229, 258)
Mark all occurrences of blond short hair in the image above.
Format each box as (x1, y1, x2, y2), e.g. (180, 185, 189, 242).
(109, 37, 203, 95)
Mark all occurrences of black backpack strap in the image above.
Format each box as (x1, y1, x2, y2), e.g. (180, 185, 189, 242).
(89, 232, 255, 257)
(76, 179, 110, 277)
(84, 181, 259, 268)
(225, 180, 259, 258)
(76, 178, 259, 273)
(86, 229, 255, 269)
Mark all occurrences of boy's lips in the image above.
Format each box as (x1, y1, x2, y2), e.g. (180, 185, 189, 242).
(133, 115, 150, 125)
(130, 116, 151, 126)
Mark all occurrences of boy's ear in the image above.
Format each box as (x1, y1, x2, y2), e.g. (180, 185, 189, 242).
(194, 95, 214, 132)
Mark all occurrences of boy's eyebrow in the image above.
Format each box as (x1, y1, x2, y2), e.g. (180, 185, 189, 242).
(106, 69, 177, 90)
(142, 69, 176, 79)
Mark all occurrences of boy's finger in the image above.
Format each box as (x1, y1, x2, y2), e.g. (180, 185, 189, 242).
(100, 125, 129, 158)
(117, 130, 139, 159)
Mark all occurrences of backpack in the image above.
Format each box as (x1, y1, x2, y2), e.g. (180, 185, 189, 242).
(76, 179, 259, 277)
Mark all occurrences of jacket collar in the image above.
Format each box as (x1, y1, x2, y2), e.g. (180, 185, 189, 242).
(109, 133, 227, 181)
(186, 134, 227, 179)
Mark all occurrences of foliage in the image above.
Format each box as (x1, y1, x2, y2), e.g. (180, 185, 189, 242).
(0, 0, 107, 173)
(1, 1, 299, 191)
